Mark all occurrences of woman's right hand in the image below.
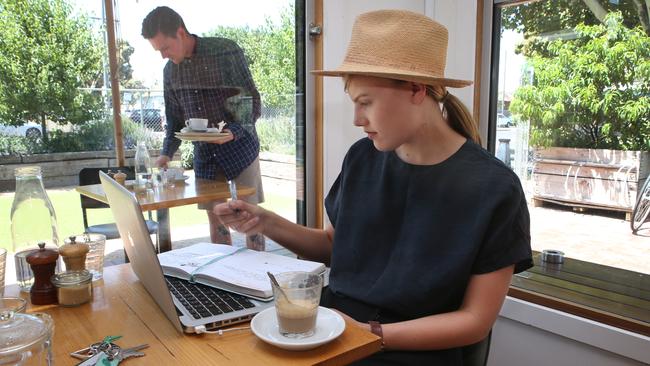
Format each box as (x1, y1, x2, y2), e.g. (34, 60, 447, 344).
(213, 200, 266, 236)
(216, 200, 334, 264)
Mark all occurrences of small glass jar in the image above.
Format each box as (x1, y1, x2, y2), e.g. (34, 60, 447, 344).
(51, 270, 92, 307)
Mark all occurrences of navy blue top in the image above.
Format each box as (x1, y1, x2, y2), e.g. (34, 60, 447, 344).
(162, 36, 260, 180)
(324, 138, 532, 364)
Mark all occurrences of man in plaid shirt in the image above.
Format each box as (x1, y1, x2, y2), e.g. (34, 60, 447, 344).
(142, 6, 265, 251)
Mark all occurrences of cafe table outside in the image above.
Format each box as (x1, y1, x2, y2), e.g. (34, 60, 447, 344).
(75, 175, 254, 253)
(4, 264, 382, 365)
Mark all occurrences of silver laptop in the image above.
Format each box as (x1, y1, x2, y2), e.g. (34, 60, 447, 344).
(99, 171, 272, 333)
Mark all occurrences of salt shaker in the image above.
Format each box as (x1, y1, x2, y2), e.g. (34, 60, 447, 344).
(26, 242, 59, 305)
(60, 236, 90, 271)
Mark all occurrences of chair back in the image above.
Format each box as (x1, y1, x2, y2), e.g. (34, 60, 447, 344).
(79, 167, 134, 226)
(461, 331, 492, 366)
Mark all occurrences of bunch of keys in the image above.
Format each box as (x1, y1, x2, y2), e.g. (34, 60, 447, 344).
(71, 336, 149, 365)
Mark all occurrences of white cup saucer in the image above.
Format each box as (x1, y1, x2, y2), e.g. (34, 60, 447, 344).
(181, 127, 207, 133)
(250, 306, 345, 351)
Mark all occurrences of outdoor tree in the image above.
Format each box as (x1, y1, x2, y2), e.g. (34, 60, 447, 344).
(0, 0, 104, 141)
(503, 0, 649, 39)
(90, 39, 144, 89)
(206, 4, 295, 110)
(509, 12, 650, 151)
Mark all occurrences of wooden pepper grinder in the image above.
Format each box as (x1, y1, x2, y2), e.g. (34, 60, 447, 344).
(113, 169, 127, 186)
(26, 242, 59, 305)
(60, 236, 90, 271)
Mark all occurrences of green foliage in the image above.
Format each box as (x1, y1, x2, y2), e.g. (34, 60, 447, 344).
(91, 40, 141, 89)
(179, 141, 194, 169)
(206, 4, 295, 109)
(502, 0, 649, 39)
(122, 117, 163, 150)
(0, 0, 104, 137)
(510, 12, 650, 151)
(0, 117, 163, 155)
(42, 118, 161, 153)
(0, 134, 34, 155)
(256, 115, 295, 155)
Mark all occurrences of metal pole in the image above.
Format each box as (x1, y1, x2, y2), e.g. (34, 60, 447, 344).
(100, 1, 110, 109)
(104, 0, 124, 167)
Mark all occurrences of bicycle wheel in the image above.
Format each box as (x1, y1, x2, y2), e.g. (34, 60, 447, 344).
(631, 178, 650, 233)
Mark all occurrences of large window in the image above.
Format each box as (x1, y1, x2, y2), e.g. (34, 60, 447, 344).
(489, 0, 649, 334)
(0, 0, 306, 279)
(73, 0, 307, 225)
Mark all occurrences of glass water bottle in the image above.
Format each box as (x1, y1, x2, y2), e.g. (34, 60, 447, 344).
(10, 166, 60, 292)
(134, 141, 152, 191)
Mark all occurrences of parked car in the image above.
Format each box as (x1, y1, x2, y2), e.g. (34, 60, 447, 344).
(0, 121, 43, 138)
(128, 109, 165, 131)
(497, 113, 514, 128)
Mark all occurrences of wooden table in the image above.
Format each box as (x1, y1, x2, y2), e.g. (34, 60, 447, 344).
(76, 176, 255, 253)
(5, 264, 381, 365)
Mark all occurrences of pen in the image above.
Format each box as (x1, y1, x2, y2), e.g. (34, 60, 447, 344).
(228, 180, 241, 213)
(228, 179, 238, 201)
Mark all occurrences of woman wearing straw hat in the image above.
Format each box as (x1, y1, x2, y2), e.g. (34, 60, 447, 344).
(215, 9, 532, 365)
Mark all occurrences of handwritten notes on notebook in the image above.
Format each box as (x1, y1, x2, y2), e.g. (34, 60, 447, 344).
(158, 243, 326, 301)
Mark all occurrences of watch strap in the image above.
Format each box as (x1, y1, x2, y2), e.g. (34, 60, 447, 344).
(368, 320, 385, 350)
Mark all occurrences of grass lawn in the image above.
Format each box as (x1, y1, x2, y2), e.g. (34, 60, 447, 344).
(0, 187, 295, 252)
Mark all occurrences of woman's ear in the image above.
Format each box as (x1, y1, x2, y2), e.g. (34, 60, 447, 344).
(409, 82, 427, 104)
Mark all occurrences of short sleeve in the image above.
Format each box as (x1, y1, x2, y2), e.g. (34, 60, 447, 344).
(325, 145, 356, 229)
(325, 174, 343, 228)
(472, 177, 533, 275)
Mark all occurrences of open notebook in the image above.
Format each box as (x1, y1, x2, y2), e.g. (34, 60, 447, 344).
(158, 242, 325, 301)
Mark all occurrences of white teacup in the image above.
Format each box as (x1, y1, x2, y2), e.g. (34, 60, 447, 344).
(185, 118, 208, 131)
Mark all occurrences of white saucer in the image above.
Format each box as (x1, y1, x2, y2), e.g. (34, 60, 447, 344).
(181, 127, 207, 133)
(251, 306, 345, 351)
(172, 175, 190, 182)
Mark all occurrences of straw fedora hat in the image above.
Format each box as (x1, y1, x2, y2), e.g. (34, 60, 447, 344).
(312, 9, 472, 88)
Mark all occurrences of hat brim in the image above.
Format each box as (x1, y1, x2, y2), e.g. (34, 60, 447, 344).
(312, 64, 472, 88)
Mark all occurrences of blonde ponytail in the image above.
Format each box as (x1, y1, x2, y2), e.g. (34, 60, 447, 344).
(427, 86, 481, 145)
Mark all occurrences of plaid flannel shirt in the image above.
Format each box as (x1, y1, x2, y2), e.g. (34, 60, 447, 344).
(161, 36, 261, 180)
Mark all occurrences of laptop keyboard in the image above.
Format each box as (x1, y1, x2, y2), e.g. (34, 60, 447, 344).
(166, 277, 256, 319)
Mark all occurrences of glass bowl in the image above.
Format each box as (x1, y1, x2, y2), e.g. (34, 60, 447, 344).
(0, 297, 27, 322)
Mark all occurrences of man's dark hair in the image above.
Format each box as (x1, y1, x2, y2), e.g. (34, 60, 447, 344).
(141, 6, 188, 39)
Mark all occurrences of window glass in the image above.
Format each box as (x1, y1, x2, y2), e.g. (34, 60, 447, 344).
(72, 0, 305, 224)
(491, 0, 649, 322)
